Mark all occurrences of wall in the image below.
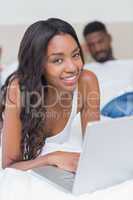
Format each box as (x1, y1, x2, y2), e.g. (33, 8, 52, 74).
(0, 0, 133, 24)
(0, 0, 133, 65)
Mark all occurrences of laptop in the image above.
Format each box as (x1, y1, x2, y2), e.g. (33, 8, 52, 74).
(31, 116, 133, 195)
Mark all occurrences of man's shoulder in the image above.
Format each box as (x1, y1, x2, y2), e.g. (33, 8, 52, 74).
(84, 59, 133, 72)
(84, 59, 133, 86)
(84, 62, 101, 69)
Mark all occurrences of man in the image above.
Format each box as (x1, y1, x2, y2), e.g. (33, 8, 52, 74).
(83, 21, 114, 63)
(82, 21, 133, 118)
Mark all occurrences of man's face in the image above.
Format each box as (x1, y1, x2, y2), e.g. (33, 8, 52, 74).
(85, 31, 113, 63)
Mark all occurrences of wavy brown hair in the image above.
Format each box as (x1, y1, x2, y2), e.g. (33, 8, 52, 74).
(0, 18, 84, 160)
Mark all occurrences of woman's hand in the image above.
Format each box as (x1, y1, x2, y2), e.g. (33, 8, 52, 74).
(4, 151, 80, 171)
(48, 151, 80, 173)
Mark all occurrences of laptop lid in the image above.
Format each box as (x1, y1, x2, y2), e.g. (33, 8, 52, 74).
(73, 116, 133, 195)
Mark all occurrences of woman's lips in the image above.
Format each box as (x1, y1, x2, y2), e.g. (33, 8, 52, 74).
(61, 75, 78, 86)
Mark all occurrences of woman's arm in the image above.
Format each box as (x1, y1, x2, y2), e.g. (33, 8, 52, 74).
(1, 79, 79, 172)
(2, 79, 22, 168)
(1, 79, 51, 170)
(79, 70, 100, 133)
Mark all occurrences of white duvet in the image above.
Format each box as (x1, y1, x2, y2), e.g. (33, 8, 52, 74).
(0, 163, 133, 200)
(0, 116, 133, 200)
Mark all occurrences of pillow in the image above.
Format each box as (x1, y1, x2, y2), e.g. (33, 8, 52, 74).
(84, 60, 133, 109)
(1, 62, 18, 85)
(101, 92, 133, 118)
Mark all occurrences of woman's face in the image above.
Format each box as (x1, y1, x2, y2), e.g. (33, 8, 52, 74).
(44, 33, 83, 93)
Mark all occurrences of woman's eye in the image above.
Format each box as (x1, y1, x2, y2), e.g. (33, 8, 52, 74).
(53, 58, 63, 64)
(73, 52, 81, 59)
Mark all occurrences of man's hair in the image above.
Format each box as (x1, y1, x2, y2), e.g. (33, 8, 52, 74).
(83, 21, 108, 37)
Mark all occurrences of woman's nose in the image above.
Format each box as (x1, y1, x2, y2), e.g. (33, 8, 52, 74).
(65, 59, 77, 73)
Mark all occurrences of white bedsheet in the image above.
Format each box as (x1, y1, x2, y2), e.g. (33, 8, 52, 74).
(1, 115, 133, 200)
(0, 166, 133, 200)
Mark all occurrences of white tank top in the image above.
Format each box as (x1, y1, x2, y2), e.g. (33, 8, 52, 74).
(40, 86, 83, 156)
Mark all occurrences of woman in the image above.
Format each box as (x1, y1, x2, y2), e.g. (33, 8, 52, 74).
(0, 18, 100, 172)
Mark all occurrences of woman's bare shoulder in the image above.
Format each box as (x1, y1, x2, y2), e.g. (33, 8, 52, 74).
(6, 77, 20, 105)
(78, 69, 99, 90)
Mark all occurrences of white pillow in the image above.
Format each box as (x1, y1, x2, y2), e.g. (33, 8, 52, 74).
(84, 60, 133, 109)
(1, 62, 18, 85)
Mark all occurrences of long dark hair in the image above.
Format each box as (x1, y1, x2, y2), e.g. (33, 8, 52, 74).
(0, 18, 84, 160)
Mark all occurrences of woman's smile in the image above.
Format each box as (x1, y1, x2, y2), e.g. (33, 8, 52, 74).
(61, 73, 80, 86)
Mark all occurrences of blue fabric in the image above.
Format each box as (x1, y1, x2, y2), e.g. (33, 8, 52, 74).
(101, 92, 133, 118)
